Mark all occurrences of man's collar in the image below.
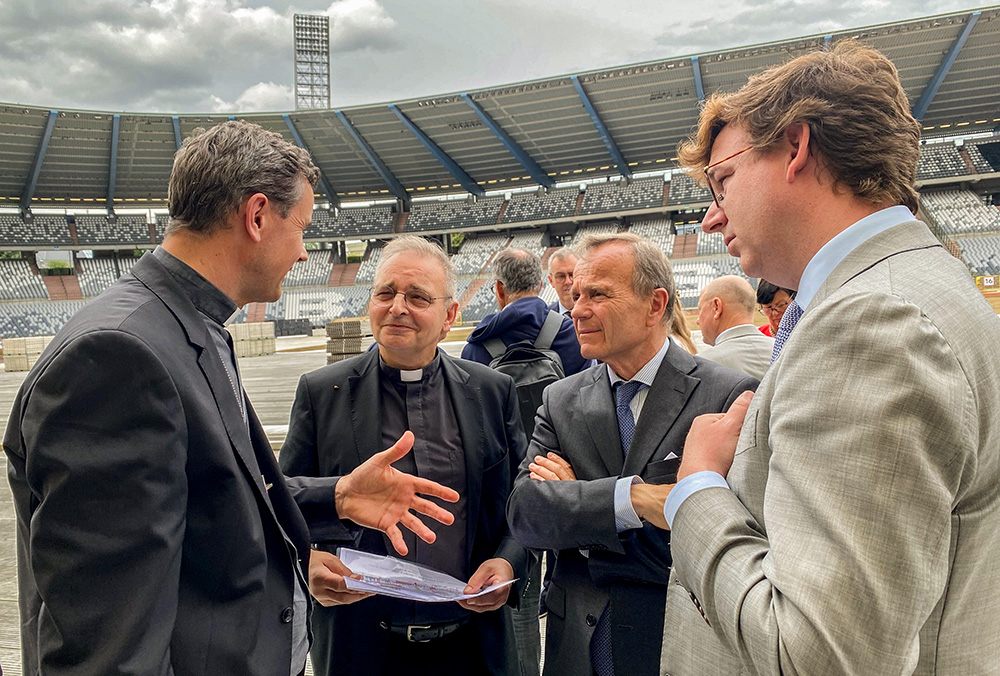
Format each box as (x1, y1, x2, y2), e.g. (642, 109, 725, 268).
(378, 350, 442, 384)
(714, 323, 756, 344)
(795, 205, 913, 312)
(607, 335, 669, 387)
(151, 247, 237, 325)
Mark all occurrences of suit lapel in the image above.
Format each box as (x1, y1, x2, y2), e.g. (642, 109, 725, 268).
(581, 368, 626, 477)
(623, 345, 698, 477)
(347, 350, 383, 466)
(131, 253, 280, 521)
(441, 354, 484, 564)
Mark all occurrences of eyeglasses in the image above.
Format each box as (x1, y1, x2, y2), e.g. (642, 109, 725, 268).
(369, 286, 451, 310)
(757, 300, 790, 316)
(704, 145, 753, 207)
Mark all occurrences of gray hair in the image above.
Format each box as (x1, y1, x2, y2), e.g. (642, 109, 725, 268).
(493, 248, 542, 297)
(576, 232, 676, 324)
(547, 246, 578, 272)
(166, 120, 320, 236)
(377, 235, 457, 299)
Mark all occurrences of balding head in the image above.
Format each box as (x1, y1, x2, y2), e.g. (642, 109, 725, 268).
(696, 275, 757, 345)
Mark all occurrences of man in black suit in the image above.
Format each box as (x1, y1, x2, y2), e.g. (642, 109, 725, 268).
(3, 121, 457, 676)
(507, 233, 757, 676)
(281, 235, 529, 676)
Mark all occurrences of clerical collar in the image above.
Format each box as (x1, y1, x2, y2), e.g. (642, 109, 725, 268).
(151, 246, 238, 326)
(378, 351, 442, 384)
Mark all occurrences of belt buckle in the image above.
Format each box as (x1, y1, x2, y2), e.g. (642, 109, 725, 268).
(406, 624, 434, 643)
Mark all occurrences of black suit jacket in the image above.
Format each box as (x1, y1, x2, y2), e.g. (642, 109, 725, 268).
(507, 345, 757, 676)
(280, 349, 530, 676)
(3, 253, 340, 676)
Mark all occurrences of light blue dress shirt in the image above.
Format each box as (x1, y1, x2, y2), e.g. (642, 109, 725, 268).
(663, 205, 916, 527)
(609, 336, 671, 532)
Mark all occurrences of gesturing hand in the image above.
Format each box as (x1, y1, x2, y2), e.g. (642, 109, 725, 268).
(335, 430, 460, 556)
(458, 558, 515, 613)
(308, 550, 374, 607)
(529, 452, 577, 482)
(678, 390, 754, 481)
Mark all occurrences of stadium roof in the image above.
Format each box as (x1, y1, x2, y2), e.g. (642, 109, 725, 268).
(1, 6, 998, 210)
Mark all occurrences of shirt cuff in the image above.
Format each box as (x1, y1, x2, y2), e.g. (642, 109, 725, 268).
(663, 471, 729, 529)
(614, 475, 645, 532)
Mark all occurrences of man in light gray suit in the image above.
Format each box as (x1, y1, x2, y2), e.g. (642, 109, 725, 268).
(696, 275, 773, 379)
(631, 41, 1000, 675)
(507, 233, 756, 676)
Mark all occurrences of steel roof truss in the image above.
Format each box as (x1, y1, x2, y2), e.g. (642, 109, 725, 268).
(333, 110, 408, 203)
(21, 109, 58, 212)
(461, 94, 554, 189)
(911, 11, 981, 122)
(283, 114, 340, 207)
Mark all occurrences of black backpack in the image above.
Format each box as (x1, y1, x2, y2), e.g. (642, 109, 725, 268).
(484, 310, 565, 438)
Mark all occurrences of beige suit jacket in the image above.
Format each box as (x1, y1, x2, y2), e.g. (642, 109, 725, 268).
(699, 324, 774, 380)
(661, 221, 1000, 675)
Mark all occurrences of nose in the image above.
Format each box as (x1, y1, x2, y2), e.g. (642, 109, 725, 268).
(702, 199, 727, 234)
(389, 291, 408, 315)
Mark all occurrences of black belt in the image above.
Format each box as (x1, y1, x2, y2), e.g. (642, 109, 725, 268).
(387, 616, 470, 643)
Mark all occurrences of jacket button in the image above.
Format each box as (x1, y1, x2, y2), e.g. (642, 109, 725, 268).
(281, 607, 294, 624)
(586, 614, 597, 627)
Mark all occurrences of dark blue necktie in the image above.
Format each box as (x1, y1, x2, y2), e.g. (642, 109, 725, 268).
(770, 299, 803, 363)
(614, 380, 643, 456)
(591, 379, 645, 676)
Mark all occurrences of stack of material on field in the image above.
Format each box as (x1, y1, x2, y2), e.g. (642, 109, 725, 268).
(327, 318, 371, 365)
(227, 321, 277, 358)
(3, 335, 53, 372)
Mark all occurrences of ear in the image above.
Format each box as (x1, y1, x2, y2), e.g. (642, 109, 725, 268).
(242, 192, 269, 244)
(441, 300, 459, 337)
(711, 297, 723, 319)
(494, 280, 505, 305)
(784, 122, 812, 183)
(647, 288, 670, 327)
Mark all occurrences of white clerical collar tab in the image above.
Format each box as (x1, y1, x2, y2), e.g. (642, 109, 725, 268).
(400, 368, 423, 382)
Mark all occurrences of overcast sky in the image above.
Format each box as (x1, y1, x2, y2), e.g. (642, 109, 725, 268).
(0, 0, 982, 114)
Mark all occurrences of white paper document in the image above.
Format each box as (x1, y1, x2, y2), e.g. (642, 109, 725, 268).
(338, 548, 516, 603)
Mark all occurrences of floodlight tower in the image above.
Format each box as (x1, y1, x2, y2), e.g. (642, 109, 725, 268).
(294, 14, 331, 110)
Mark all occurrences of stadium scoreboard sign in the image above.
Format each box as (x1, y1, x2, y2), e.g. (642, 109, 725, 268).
(977, 275, 998, 290)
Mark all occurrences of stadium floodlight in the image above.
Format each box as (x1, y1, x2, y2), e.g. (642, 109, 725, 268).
(294, 14, 331, 110)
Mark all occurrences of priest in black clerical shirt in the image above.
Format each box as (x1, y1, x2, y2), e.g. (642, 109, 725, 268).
(280, 235, 529, 676)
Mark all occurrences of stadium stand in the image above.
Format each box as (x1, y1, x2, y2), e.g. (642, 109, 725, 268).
(0, 259, 49, 301)
(406, 197, 504, 232)
(695, 231, 727, 257)
(563, 221, 619, 246)
(310, 205, 393, 238)
(0, 214, 72, 246)
(968, 140, 1000, 174)
(579, 176, 664, 215)
(671, 258, 749, 308)
(451, 234, 508, 276)
(74, 215, 150, 246)
(284, 250, 334, 287)
(920, 190, 1000, 235)
(503, 187, 579, 223)
(355, 243, 385, 285)
(460, 282, 499, 323)
(0, 300, 87, 339)
(505, 231, 546, 259)
(278, 287, 370, 325)
(155, 213, 170, 242)
(77, 256, 140, 297)
(628, 218, 674, 257)
(916, 142, 968, 180)
(956, 235, 1000, 276)
(666, 173, 712, 206)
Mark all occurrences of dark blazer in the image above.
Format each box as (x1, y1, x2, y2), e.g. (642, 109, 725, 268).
(3, 253, 340, 676)
(507, 345, 757, 676)
(279, 349, 530, 676)
(546, 300, 562, 314)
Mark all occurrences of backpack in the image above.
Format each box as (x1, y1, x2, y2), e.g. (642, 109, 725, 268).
(484, 310, 565, 438)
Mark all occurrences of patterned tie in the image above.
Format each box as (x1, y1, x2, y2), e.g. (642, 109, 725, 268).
(614, 380, 643, 456)
(770, 299, 803, 363)
(590, 380, 645, 676)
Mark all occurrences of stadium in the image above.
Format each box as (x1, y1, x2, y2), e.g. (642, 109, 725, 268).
(1, 5, 999, 347)
(2, 5, 1000, 674)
